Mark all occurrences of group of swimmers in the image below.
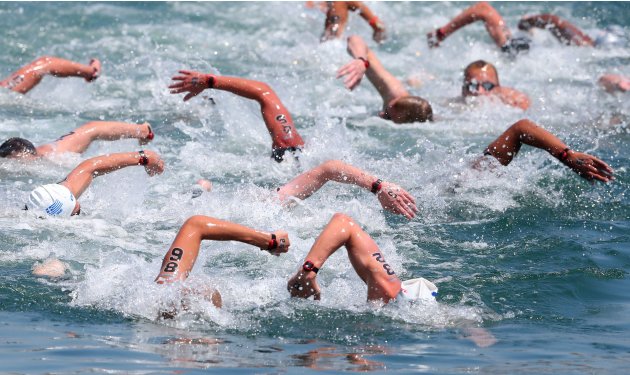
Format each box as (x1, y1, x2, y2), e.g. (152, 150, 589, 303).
(1, 2, 625, 324)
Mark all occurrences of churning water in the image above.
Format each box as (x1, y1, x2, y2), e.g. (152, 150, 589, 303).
(0, 2, 629, 373)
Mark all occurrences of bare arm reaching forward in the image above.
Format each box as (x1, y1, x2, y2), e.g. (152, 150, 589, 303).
(277, 159, 417, 219)
(169, 70, 304, 152)
(155, 215, 289, 283)
(483, 119, 613, 183)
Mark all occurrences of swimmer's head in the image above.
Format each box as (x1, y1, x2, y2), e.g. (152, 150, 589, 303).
(27, 184, 79, 217)
(380, 96, 433, 124)
(0, 137, 37, 159)
(463, 60, 500, 97)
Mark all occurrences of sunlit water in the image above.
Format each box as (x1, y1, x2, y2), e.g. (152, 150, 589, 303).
(0, 2, 629, 373)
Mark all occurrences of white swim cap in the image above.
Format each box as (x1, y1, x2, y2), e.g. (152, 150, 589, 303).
(399, 277, 438, 301)
(28, 184, 76, 217)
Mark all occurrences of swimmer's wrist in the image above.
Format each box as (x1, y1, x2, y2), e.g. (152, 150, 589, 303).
(371, 178, 383, 194)
(556, 147, 571, 163)
(206, 74, 215, 89)
(368, 16, 384, 31)
(138, 150, 149, 166)
(357, 57, 370, 70)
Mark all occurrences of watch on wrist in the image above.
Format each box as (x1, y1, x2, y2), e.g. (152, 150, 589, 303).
(302, 260, 319, 274)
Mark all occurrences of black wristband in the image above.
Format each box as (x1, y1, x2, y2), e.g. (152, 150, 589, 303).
(558, 148, 571, 162)
(371, 179, 383, 194)
(207, 75, 215, 89)
(302, 260, 319, 274)
(138, 150, 149, 166)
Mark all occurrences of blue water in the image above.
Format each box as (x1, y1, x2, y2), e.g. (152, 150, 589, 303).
(1, 2, 629, 373)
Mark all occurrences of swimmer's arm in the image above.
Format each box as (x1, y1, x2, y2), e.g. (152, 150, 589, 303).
(484, 119, 613, 182)
(347, 1, 386, 43)
(42, 121, 153, 155)
(277, 159, 417, 218)
(170, 71, 303, 148)
(322, 1, 349, 41)
(340, 35, 407, 102)
(492, 86, 530, 110)
(599, 74, 630, 93)
(156, 215, 289, 283)
(60, 150, 165, 198)
(518, 14, 594, 46)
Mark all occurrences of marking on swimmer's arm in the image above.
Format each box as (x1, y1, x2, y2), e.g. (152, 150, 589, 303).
(371, 252, 396, 275)
(55, 131, 75, 141)
(163, 247, 184, 273)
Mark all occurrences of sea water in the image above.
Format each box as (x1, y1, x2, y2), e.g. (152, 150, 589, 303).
(0, 2, 628, 373)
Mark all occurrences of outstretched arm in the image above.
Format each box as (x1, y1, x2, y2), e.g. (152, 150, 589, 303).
(337, 35, 408, 104)
(277, 159, 417, 219)
(518, 14, 594, 46)
(287, 213, 401, 302)
(170, 71, 304, 150)
(155, 215, 289, 283)
(349, 1, 387, 43)
(60, 150, 165, 198)
(427, 2, 511, 48)
(483, 119, 613, 182)
(0, 56, 101, 94)
(598, 74, 630, 93)
(37, 121, 154, 155)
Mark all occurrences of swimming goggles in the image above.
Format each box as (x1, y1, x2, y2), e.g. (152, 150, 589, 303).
(466, 80, 497, 93)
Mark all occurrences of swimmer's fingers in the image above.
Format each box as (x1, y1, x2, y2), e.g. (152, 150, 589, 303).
(169, 86, 188, 94)
(396, 199, 416, 219)
(400, 193, 418, 214)
(591, 157, 614, 176)
(183, 92, 200, 101)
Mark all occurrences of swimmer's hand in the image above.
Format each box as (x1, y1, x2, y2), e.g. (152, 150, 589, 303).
(85, 58, 101, 82)
(377, 181, 417, 219)
(562, 151, 614, 183)
(144, 150, 165, 176)
(287, 271, 321, 300)
(599, 74, 630, 93)
(169, 70, 214, 101)
(336, 59, 367, 90)
(264, 231, 291, 256)
(373, 27, 387, 44)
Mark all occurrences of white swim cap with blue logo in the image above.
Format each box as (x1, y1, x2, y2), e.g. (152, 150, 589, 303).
(28, 184, 76, 217)
(399, 277, 439, 301)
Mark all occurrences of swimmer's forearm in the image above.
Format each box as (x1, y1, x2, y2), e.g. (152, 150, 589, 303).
(195, 218, 272, 249)
(211, 75, 278, 104)
(77, 121, 151, 141)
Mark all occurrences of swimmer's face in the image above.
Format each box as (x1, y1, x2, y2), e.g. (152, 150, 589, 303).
(6, 149, 38, 160)
(463, 66, 499, 97)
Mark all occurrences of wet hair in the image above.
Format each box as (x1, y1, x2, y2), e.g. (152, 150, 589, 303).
(0, 137, 37, 158)
(463, 60, 500, 85)
(391, 96, 433, 123)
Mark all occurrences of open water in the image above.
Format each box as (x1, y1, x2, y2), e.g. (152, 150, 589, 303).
(0, 2, 629, 373)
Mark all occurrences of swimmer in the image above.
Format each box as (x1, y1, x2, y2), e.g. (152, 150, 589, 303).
(169, 70, 305, 163)
(320, 1, 387, 43)
(0, 121, 154, 160)
(288, 212, 436, 303)
(598, 74, 630, 94)
(25, 150, 165, 217)
(427, 2, 620, 55)
(462, 60, 530, 110)
(0, 56, 101, 94)
(479, 119, 614, 183)
(337, 35, 433, 123)
(154, 215, 290, 310)
(195, 159, 418, 219)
